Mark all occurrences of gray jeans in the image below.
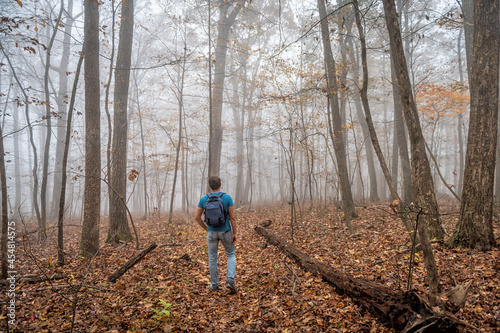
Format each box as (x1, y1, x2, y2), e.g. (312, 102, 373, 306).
(207, 230, 236, 287)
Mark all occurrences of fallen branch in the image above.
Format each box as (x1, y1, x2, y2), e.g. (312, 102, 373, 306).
(108, 242, 157, 283)
(255, 225, 471, 332)
(18, 274, 67, 284)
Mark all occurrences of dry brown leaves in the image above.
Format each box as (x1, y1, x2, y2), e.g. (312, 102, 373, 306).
(6, 202, 499, 332)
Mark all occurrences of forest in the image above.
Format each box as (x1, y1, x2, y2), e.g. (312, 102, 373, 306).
(0, 0, 499, 332)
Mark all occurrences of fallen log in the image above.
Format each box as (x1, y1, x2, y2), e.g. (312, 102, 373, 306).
(108, 242, 157, 283)
(20, 274, 67, 284)
(255, 226, 469, 332)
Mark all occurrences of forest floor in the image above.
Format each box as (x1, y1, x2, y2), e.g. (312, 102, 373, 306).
(5, 202, 500, 332)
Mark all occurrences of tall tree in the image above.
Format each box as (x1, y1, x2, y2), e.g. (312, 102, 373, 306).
(0, 122, 9, 279)
(57, 49, 84, 266)
(345, 23, 379, 202)
(108, 0, 134, 243)
(168, 32, 187, 224)
(51, 0, 76, 219)
(0, 42, 42, 236)
(80, 0, 101, 257)
(383, 0, 441, 294)
(449, 0, 499, 251)
(317, 0, 357, 230)
(208, 0, 245, 178)
(40, 2, 64, 241)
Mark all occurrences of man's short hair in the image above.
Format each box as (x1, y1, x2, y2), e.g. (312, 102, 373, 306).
(208, 176, 221, 191)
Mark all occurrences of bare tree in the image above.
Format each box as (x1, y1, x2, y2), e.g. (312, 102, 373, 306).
(108, 0, 134, 243)
(57, 49, 84, 266)
(40, 2, 64, 241)
(208, 0, 245, 178)
(50, 0, 78, 220)
(80, 0, 101, 257)
(0, 42, 42, 235)
(449, 0, 499, 251)
(0, 122, 9, 278)
(317, 0, 357, 231)
(168, 30, 187, 224)
(383, 0, 441, 294)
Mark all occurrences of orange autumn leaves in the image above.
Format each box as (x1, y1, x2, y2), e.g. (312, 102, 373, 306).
(416, 83, 470, 120)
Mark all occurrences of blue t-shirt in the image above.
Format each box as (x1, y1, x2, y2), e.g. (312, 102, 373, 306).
(198, 192, 234, 232)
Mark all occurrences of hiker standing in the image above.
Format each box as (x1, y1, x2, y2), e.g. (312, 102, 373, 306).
(195, 176, 238, 293)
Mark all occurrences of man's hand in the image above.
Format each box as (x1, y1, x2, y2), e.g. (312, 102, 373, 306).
(194, 207, 207, 231)
(228, 206, 237, 244)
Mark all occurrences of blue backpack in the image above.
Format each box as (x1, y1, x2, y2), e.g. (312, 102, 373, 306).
(204, 192, 227, 227)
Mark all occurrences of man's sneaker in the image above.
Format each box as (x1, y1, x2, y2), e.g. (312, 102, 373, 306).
(209, 284, 219, 292)
(226, 280, 237, 293)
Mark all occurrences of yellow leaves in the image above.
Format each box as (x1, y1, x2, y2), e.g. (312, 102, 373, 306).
(416, 83, 469, 120)
(16, 0, 23, 7)
(128, 169, 139, 181)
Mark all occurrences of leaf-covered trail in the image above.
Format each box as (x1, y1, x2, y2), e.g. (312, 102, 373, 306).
(9, 203, 500, 332)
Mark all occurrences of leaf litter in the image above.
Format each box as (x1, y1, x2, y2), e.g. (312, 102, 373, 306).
(8, 202, 499, 332)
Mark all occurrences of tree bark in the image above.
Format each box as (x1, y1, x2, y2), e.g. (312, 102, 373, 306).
(255, 225, 465, 332)
(449, 0, 499, 251)
(208, 0, 244, 178)
(383, 0, 442, 294)
(80, 0, 101, 258)
(317, 0, 357, 228)
(391, 59, 413, 204)
(0, 124, 9, 279)
(108, 0, 134, 243)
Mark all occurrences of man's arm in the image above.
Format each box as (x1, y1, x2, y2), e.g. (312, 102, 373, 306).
(195, 207, 207, 231)
(228, 206, 237, 244)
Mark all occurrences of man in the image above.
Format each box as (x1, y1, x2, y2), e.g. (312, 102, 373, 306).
(195, 176, 238, 293)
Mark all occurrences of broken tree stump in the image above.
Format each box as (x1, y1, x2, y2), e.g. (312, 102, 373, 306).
(255, 226, 468, 332)
(108, 242, 157, 283)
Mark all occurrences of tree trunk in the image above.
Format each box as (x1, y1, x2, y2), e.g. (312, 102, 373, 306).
(352, 0, 420, 244)
(104, 0, 117, 219)
(346, 21, 379, 202)
(383, 0, 441, 294)
(80, 0, 101, 258)
(40, 3, 64, 241)
(208, 0, 244, 178)
(168, 45, 186, 224)
(255, 225, 466, 332)
(0, 124, 9, 279)
(51, 0, 74, 220)
(391, 59, 413, 204)
(462, 0, 474, 88)
(318, 0, 357, 228)
(449, 0, 499, 251)
(136, 82, 148, 220)
(108, 0, 134, 243)
(57, 49, 84, 266)
(12, 104, 22, 221)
